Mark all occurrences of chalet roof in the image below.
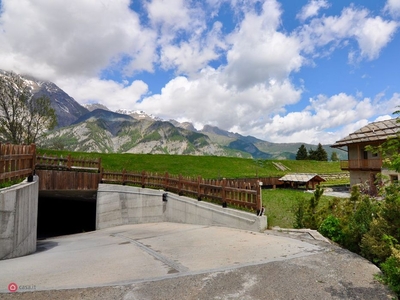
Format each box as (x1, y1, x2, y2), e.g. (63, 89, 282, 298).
(331, 119, 399, 148)
(279, 173, 325, 183)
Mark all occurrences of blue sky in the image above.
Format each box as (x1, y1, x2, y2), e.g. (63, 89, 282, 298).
(0, 0, 399, 145)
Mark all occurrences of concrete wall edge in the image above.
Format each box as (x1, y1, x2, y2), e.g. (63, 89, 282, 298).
(96, 184, 267, 232)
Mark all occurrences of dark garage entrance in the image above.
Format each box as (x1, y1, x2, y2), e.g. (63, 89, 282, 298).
(37, 191, 97, 239)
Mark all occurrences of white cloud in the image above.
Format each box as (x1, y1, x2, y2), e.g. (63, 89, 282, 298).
(0, 0, 156, 79)
(224, 0, 303, 89)
(136, 68, 302, 134)
(146, 0, 195, 32)
(57, 77, 148, 112)
(48, 2, 400, 145)
(355, 16, 399, 60)
(255, 92, 397, 144)
(159, 21, 226, 75)
(385, 0, 400, 17)
(297, 0, 330, 22)
(374, 115, 393, 122)
(298, 6, 398, 61)
(0, 0, 398, 146)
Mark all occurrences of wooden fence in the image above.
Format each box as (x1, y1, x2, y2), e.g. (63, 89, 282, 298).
(0, 143, 36, 184)
(1, 147, 265, 212)
(101, 170, 262, 211)
(35, 154, 101, 191)
(36, 154, 101, 172)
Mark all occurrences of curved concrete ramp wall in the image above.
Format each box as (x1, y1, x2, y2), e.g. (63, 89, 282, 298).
(0, 178, 38, 260)
(96, 184, 267, 232)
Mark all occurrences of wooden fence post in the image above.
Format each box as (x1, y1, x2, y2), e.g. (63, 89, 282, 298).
(100, 167, 104, 183)
(197, 175, 202, 200)
(141, 170, 146, 188)
(178, 174, 182, 195)
(122, 169, 127, 185)
(164, 172, 169, 191)
(256, 180, 262, 213)
(67, 154, 72, 169)
(222, 178, 227, 207)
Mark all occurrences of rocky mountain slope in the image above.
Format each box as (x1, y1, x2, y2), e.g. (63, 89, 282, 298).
(1, 70, 345, 159)
(39, 109, 245, 156)
(1, 70, 89, 127)
(39, 107, 344, 159)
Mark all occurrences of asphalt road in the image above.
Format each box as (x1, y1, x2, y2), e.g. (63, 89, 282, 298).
(0, 223, 395, 299)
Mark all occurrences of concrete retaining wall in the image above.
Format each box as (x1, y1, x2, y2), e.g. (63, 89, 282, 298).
(96, 184, 267, 232)
(0, 178, 39, 260)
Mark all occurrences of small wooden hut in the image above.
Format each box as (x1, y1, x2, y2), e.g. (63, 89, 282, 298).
(279, 173, 325, 189)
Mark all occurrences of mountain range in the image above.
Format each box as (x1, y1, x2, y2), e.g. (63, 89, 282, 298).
(1, 70, 346, 159)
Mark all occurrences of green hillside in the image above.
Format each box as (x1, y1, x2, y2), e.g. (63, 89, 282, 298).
(37, 149, 344, 179)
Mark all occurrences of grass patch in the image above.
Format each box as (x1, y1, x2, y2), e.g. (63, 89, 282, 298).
(0, 178, 25, 189)
(37, 149, 345, 179)
(262, 188, 336, 228)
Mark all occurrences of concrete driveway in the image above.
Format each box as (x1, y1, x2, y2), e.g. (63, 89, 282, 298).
(0, 222, 394, 299)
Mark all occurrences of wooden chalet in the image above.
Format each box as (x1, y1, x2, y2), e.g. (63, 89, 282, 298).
(331, 118, 399, 193)
(279, 173, 325, 189)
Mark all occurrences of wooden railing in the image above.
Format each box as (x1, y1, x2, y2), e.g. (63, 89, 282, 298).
(36, 154, 101, 172)
(101, 170, 262, 211)
(340, 159, 382, 170)
(0, 143, 36, 184)
(1, 147, 264, 212)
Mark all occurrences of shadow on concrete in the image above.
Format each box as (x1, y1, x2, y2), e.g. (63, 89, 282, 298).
(35, 241, 59, 254)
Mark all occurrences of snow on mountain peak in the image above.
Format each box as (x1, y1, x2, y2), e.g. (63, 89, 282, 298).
(116, 109, 161, 121)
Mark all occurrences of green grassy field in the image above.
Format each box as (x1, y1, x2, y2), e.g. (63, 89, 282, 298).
(262, 188, 335, 228)
(38, 149, 344, 179)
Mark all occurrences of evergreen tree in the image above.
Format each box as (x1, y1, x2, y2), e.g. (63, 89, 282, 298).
(296, 144, 308, 160)
(308, 148, 316, 160)
(308, 143, 328, 161)
(331, 151, 339, 162)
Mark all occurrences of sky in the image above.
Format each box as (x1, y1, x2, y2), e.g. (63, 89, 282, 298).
(0, 0, 399, 145)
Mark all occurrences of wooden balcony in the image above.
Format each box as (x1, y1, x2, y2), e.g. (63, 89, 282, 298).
(340, 159, 382, 171)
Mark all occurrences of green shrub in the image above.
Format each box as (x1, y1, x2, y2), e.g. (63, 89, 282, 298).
(319, 215, 343, 242)
(341, 195, 377, 253)
(381, 247, 400, 295)
(361, 184, 400, 264)
(292, 185, 326, 229)
(293, 197, 307, 229)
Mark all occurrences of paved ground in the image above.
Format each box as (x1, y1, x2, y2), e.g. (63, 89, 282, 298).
(0, 223, 395, 299)
(307, 188, 351, 199)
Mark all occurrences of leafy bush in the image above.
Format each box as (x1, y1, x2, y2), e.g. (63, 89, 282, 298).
(341, 195, 377, 253)
(381, 247, 400, 294)
(319, 215, 343, 242)
(361, 184, 400, 264)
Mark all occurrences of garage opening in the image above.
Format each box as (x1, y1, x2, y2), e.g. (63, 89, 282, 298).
(37, 191, 97, 239)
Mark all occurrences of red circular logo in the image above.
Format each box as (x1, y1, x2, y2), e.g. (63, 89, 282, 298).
(8, 282, 18, 293)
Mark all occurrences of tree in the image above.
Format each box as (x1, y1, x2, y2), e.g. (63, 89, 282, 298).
(330, 151, 339, 162)
(0, 72, 57, 144)
(309, 143, 328, 161)
(293, 185, 325, 229)
(296, 144, 308, 160)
